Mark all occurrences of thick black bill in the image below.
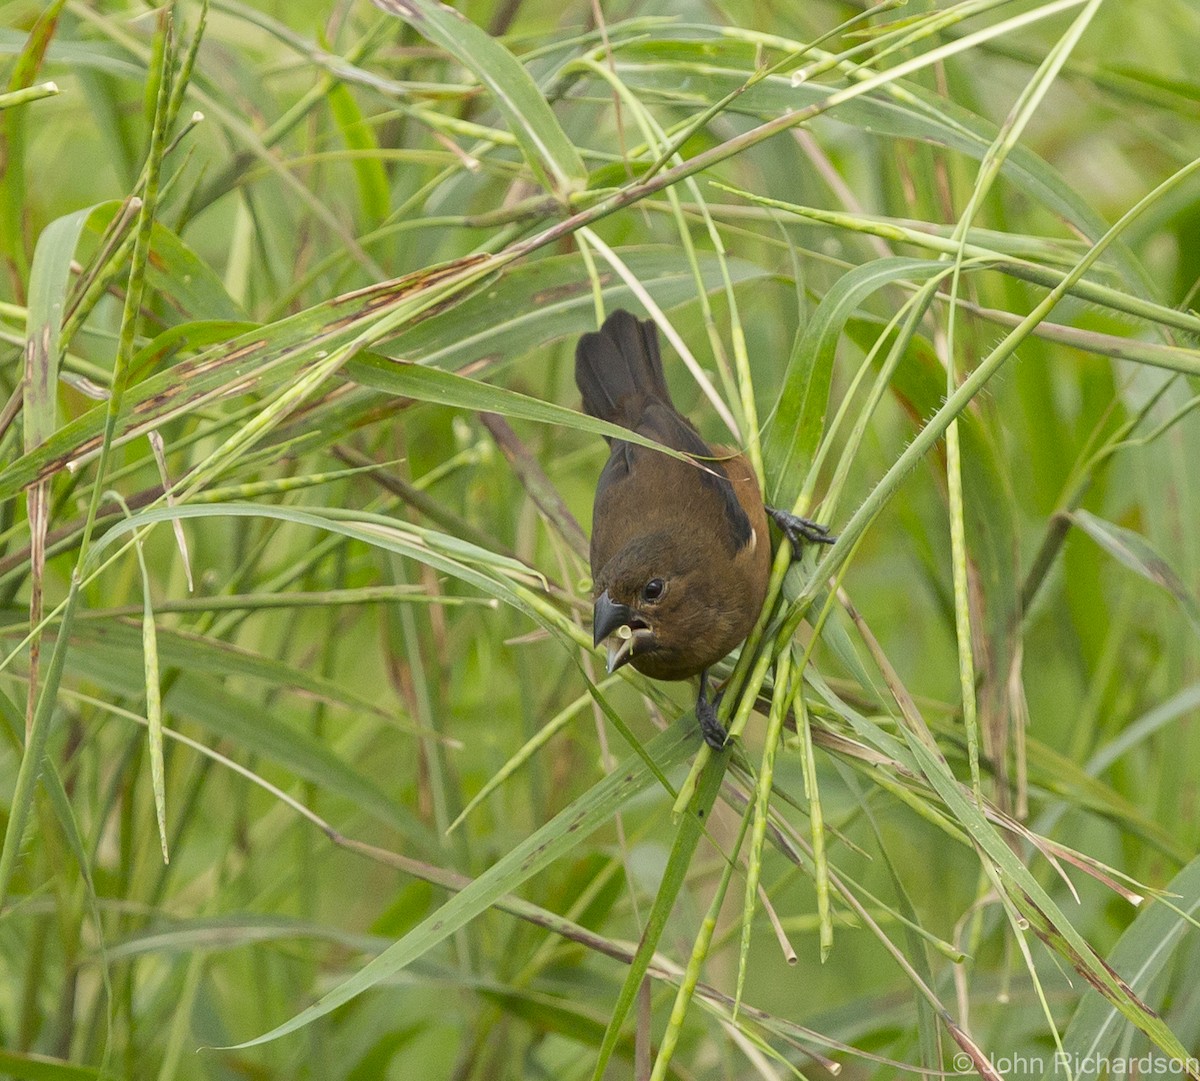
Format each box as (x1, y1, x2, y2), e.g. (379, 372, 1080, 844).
(592, 590, 633, 648)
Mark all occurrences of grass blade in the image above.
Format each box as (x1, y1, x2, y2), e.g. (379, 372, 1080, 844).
(370, 0, 585, 197)
(220, 719, 698, 1049)
(590, 750, 727, 1081)
(1044, 855, 1200, 1081)
(1070, 510, 1200, 637)
(0, 578, 80, 909)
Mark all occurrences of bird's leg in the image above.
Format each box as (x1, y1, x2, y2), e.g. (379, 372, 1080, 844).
(696, 669, 728, 750)
(765, 505, 836, 560)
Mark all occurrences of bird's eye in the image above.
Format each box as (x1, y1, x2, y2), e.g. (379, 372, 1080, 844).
(642, 578, 665, 602)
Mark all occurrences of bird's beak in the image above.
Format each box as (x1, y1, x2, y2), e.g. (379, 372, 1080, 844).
(593, 591, 654, 674)
(593, 590, 633, 648)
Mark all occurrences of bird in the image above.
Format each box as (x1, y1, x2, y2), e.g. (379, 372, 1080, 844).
(575, 309, 833, 749)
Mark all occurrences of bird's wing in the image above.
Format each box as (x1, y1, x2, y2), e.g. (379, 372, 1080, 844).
(597, 401, 753, 555)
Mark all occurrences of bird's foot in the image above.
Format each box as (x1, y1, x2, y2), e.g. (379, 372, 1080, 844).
(697, 671, 728, 750)
(766, 506, 836, 560)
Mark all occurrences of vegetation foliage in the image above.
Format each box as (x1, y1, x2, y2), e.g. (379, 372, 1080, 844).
(1, 0, 1198, 1078)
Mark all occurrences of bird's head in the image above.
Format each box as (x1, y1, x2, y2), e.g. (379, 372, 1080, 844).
(591, 531, 713, 678)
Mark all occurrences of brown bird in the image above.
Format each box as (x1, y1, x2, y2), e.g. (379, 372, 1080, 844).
(576, 309, 833, 749)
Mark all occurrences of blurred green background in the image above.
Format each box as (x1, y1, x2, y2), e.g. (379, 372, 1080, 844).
(1, 1, 1198, 1079)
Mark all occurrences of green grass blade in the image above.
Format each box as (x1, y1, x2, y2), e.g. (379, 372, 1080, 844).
(734, 649, 792, 1016)
(904, 733, 1197, 1070)
(220, 718, 697, 1049)
(614, 23, 1156, 295)
(590, 750, 728, 1081)
(1070, 510, 1200, 637)
(325, 79, 391, 226)
(792, 155, 1200, 628)
(448, 683, 617, 833)
(25, 206, 102, 450)
(0, 81, 59, 110)
(1044, 855, 1200, 1081)
(0, 1048, 109, 1081)
(84, 503, 547, 619)
(716, 186, 1200, 337)
(22, 203, 104, 738)
(347, 351, 699, 464)
(132, 519, 169, 864)
(0, 252, 497, 500)
(65, 652, 424, 841)
(363, 247, 772, 368)
(0, 577, 79, 909)
(48, 616, 431, 735)
(370, 0, 585, 197)
(759, 255, 946, 508)
(651, 795, 754, 1081)
(0, 0, 68, 288)
(75, 5, 175, 564)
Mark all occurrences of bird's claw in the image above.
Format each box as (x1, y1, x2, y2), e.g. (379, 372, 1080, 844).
(766, 506, 836, 560)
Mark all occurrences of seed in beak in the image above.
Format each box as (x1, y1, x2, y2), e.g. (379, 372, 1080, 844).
(605, 624, 653, 674)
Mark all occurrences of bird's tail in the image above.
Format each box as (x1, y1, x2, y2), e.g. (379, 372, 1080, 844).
(575, 310, 674, 428)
